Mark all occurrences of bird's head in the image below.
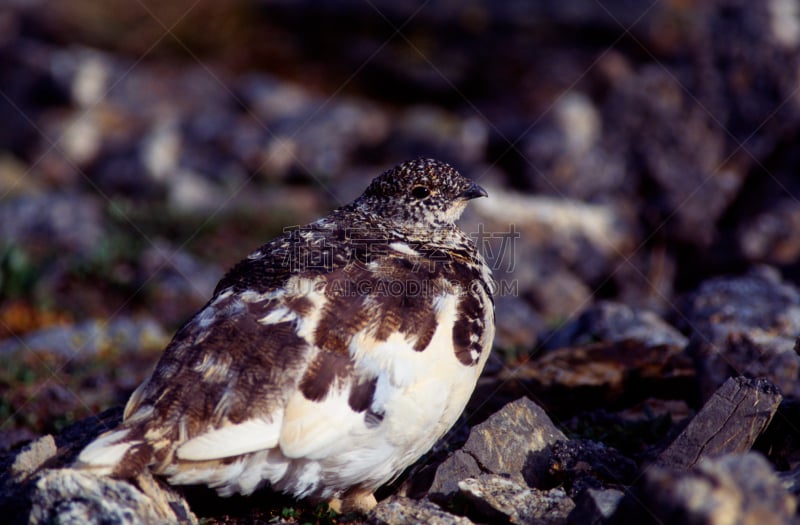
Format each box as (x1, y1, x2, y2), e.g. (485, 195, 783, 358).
(355, 158, 487, 230)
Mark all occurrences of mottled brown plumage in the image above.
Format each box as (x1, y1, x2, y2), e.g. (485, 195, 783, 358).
(76, 158, 495, 511)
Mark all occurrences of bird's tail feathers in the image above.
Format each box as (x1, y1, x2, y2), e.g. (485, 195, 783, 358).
(74, 427, 148, 477)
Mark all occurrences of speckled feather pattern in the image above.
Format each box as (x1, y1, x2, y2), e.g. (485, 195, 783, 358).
(76, 158, 495, 503)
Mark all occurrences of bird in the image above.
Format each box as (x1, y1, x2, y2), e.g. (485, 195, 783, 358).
(75, 158, 495, 512)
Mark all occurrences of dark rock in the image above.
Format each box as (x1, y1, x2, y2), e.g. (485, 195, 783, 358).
(755, 398, 800, 473)
(504, 339, 694, 418)
(609, 453, 797, 525)
(560, 399, 692, 465)
(679, 267, 800, 400)
(654, 376, 782, 471)
(370, 496, 474, 525)
(460, 397, 567, 486)
(458, 474, 574, 525)
(604, 65, 737, 247)
(543, 300, 687, 351)
(546, 440, 638, 497)
(602, 1, 800, 250)
(428, 450, 481, 504)
(567, 488, 624, 525)
(0, 427, 39, 454)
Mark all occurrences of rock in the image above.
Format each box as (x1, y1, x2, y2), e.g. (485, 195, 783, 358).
(462, 187, 631, 320)
(393, 106, 488, 166)
(603, 65, 736, 247)
(654, 376, 782, 471)
(739, 199, 800, 266)
(779, 467, 800, 498)
(524, 269, 594, 323)
(458, 474, 575, 525)
(428, 450, 481, 503)
(0, 317, 168, 359)
(0, 192, 105, 254)
(523, 92, 628, 203)
(461, 397, 567, 486)
(546, 440, 637, 496)
(567, 488, 624, 525)
(10, 435, 56, 483)
(0, 408, 125, 524)
(0, 153, 43, 197)
(755, 398, 800, 476)
(601, 0, 800, 250)
(559, 399, 692, 467)
(543, 301, 688, 351)
(503, 339, 694, 418)
(29, 469, 197, 525)
(139, 240, 223, 326)
(236, 72, 390, 180)
(609, 453, 797, 525)
(679, 266, 800, 400)
(370, 496, 474, 525)
(0, 427, 39, 454)
(492, 295, 544, 352)
(468, 186, 631, 278)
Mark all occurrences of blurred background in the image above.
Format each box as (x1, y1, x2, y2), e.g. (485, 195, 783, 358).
(1, 0, 800, 452)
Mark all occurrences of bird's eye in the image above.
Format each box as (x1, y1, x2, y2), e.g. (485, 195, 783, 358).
(411, 186, 431, 199)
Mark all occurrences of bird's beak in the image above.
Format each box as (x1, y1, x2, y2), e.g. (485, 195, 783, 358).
(460, 182, 488, 200)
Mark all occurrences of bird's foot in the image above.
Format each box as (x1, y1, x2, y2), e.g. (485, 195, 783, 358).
(328, 488, 377, 514)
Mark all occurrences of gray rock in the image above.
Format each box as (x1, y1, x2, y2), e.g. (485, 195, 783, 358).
(139, 240, 223, 325)
(610, 453, 797, 525)
(0, 317, 168, 359)
(739, 199, 800, 266)
(567, 488, 624, 525)
(523, 92, 628, 203)
(370, 496, 474, 525)
(459, 474, 575, 525)
(461, 397, 567, 486)
(462, 187, 631, 320)
(394, 106, 488, 166)
(491, 295, 544, 352)
(543, 300, 688, 350)
(30, 469, 197, 525)
(0, 192, 105, 254)
(237, 72, 390, 180)
(680, 266, 800, 400)
(9, 435, 56, 483)
(654, 376, 782, 471)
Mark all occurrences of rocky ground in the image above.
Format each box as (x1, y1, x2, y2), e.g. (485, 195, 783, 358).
(2, 0, 800, 523)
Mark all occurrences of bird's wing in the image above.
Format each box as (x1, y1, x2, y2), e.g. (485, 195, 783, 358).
(171, 250, 447, 464)
(119, 280, 318, 467)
